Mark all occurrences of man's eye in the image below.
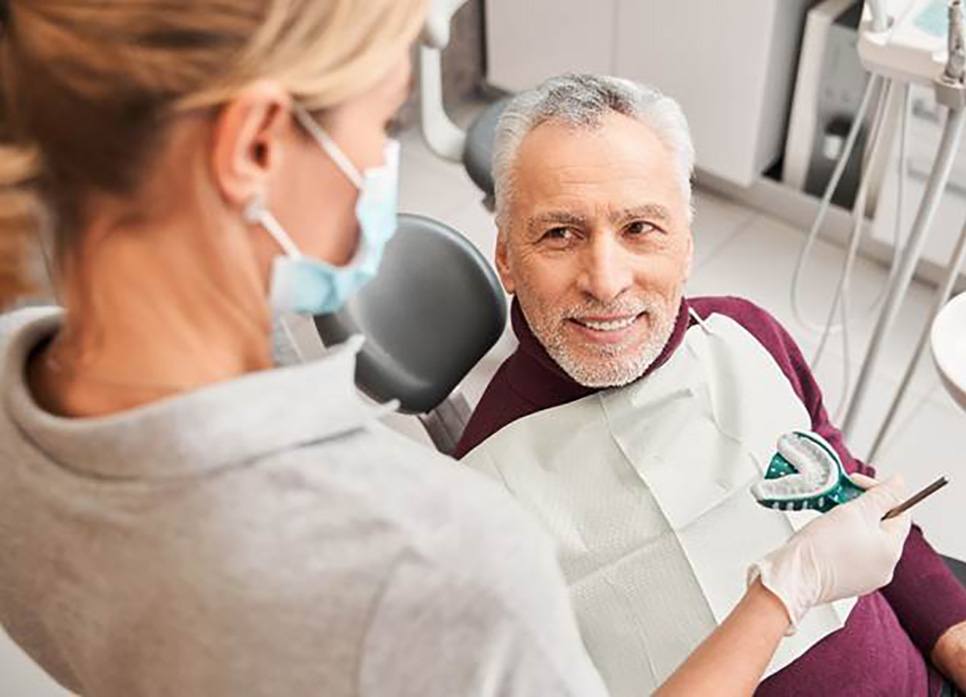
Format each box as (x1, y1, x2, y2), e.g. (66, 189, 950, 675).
(543, 227, 576, 241)
(625, 221, 658, 237)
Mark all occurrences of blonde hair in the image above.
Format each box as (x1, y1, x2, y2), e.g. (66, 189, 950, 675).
(0, 0, 427, 308)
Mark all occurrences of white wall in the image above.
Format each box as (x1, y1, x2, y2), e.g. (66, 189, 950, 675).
(485, 0, 814, 186)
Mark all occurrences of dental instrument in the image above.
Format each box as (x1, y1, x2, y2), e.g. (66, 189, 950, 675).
(754, 431, 949, 518)
(881, 475, 950, 518)
(753, 431, 866, 512)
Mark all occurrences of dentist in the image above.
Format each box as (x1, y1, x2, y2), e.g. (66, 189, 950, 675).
(0, 1, 910, 695)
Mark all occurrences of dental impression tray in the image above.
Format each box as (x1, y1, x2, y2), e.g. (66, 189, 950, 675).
(752, 430, 865, 513)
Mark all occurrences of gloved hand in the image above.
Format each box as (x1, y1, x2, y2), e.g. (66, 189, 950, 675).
(748, 475, 912, 629)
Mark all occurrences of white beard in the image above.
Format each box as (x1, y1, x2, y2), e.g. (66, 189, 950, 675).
(524, 293, 679, 389)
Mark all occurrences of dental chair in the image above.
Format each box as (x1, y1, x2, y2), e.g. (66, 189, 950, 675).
(314, 213, 506, 455)
(313, 2, 513, 455)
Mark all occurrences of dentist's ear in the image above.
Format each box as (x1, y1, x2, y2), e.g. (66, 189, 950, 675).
(495, 228, 516, 295)
(210, 80, 292, 209)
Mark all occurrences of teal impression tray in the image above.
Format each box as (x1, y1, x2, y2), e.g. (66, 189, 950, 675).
(752, 430, 865, 513)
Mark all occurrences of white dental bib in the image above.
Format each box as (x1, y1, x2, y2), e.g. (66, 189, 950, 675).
(463, 313, 856, 696)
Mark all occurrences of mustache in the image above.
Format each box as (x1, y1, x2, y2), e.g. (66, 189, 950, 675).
(560, 297, 653, 320)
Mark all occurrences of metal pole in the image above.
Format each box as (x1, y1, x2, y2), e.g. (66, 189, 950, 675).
(868, 219, 966, 460)
(842, 107, 966, 439)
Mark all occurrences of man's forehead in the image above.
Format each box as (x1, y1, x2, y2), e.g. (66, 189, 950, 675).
(513, 114, 683, 213)
(517, 113, 672, 173)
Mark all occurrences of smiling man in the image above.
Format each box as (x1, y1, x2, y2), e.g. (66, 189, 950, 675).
(456, 74, 966, 697)
(495, 97, 690, 391)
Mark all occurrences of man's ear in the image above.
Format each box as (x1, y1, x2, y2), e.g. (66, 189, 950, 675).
(495, 228, 516, 294)
(210, 80, 292, 208)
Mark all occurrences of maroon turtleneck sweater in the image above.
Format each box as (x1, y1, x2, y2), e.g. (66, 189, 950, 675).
(456, 295, 966, 697)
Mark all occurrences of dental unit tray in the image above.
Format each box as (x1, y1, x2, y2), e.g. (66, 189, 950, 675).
(752, 430, 865, 513)
(858, 0, 964, 85)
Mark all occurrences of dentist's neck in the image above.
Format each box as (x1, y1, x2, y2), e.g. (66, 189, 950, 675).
(32, 192, 274, 418)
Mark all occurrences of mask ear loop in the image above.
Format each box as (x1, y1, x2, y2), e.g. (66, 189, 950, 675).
(290, 103, 364, 189)
(243, 195, 312, 362)
(243, 194, 302, 259)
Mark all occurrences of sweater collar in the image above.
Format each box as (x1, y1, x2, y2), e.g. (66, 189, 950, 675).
(3, 308, 391, 480)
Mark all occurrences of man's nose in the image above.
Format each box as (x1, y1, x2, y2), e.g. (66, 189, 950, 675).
(576, 234, 634, 305)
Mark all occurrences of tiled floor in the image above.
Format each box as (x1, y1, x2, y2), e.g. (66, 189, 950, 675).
(3, 115, 965, 695)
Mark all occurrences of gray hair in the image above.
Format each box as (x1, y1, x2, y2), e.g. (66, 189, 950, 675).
(492, 74, 695, 227)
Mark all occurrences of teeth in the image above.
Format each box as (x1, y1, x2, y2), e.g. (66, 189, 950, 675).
(578, 316, 637, 332)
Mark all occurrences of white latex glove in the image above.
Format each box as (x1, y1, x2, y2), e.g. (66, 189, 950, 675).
(748, 475, 912, 629)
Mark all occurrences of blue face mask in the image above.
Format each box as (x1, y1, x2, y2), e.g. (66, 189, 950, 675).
(244, 103, 401, 316)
